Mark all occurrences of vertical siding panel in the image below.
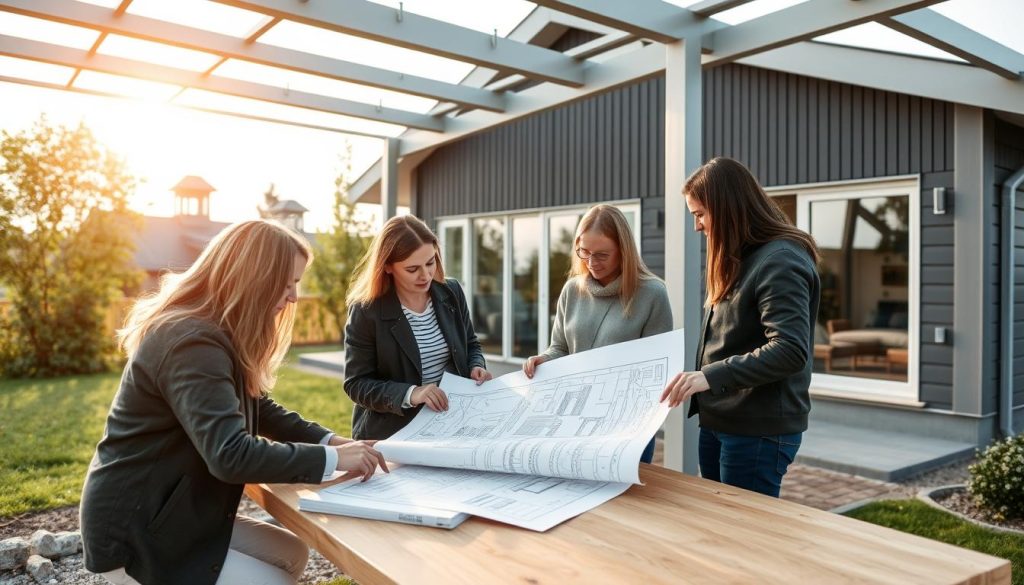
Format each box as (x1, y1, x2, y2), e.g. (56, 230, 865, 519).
(740, 65, 751, 167)
(759, 69, 770, 182)
(922, 98, 933, 173)
(852, 85, 863, 179)
(934, 101, 945, 172)
(819, 82, 830, 180)
(886, 92, 899, 175)
(732, 66, 742, 161)
(909, 96, 922, 173)
(786, 73, 797, 185)
(829, 82, 841, 180)
(898, 93, 911, 175)
(945, 103, 954, 171)
(863, 88, 875, 177)
(841, 83, 852, 180)
(797, 75, 808, 184)
(808, 77, 819, 183)
(767, 71, 778, 185)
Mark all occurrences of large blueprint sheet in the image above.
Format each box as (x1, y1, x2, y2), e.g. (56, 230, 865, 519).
(378, 329, 685, 485)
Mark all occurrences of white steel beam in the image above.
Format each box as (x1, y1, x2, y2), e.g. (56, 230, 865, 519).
(662, 37, 703, 476)
(703, 0, 946, 66)
(213, 0, 586, 87)
(740, 41, 1024, 117)
(883, 8, 1024, 80)
(0, 75, 389, 138)
(0, 0, 505, 112)
(0, 34, 444, 131)
(381, 137, 399, 220)
(530, 0, 711, 43)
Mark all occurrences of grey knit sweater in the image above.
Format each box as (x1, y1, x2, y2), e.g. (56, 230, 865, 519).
(540, 274, 674, 360)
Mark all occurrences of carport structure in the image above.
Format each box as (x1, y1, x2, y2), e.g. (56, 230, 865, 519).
(1, 0, 1021, 472)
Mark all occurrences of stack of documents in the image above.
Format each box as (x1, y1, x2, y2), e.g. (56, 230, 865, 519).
(302, 329, 685, 532)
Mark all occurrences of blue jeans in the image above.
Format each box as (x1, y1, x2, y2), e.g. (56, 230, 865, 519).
(698, 427, 801, 497)
(640, 436, 656, 464)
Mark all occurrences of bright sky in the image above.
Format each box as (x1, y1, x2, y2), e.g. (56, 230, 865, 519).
(0, 0, 1018, 233)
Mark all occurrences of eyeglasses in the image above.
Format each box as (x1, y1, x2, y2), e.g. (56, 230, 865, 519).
(575, 247, 612, 263)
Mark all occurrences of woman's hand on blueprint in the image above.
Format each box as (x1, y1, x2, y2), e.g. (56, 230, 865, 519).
(660, 371, 710, 408)
(522, 355, 548, 379)
(411, 384, 449, 411)
(470, 367, 493, 385)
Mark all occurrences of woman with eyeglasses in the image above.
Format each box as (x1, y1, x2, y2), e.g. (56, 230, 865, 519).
(523, 204, 673, 463)
(659, 157, 820, 498)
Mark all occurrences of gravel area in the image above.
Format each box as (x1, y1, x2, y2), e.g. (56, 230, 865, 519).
(932, 487, 1024, 532)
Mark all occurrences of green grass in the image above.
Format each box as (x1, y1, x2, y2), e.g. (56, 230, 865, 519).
(845, 500, 1023, 585)
(0, 344, 350, 518)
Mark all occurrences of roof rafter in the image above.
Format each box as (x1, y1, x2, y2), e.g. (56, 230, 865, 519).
(529, 0, 712, 43)
(0, 34, 444, 131)
(882, 8, 1024, 80)
(686, 0, 757, 17)
(0, 0, 506, 112)
(212, 0, 586, 87)
(703, 0, 946, 66)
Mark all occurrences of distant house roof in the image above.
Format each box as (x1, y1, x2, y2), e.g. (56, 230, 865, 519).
(172, 176, 216, 196)
(134, 215, 229, 273)
(262, 199, 309, 215)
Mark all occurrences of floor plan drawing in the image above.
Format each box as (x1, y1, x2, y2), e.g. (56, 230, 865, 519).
(379, 329, 686, 485)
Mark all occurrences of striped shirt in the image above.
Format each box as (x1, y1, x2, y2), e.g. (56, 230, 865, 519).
(402, 300, 451, 385)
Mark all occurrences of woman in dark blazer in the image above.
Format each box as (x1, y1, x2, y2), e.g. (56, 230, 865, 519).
(80, 221, 386, 585)
(344, 215, 490, 440)
(661, 157, 821, 498)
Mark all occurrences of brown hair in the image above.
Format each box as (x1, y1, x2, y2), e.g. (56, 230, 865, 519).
(684, 157, 819, 306)
(347, 215, 445, 307)
(119, 220, 311, 398)
(570, 204, 657, 315)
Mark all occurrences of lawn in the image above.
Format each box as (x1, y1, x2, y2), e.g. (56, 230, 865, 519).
(0, 344, 348, 518)
(845, 500, 1023, 585)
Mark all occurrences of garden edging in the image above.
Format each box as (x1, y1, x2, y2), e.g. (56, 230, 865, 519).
(917, 484, 1024, 536)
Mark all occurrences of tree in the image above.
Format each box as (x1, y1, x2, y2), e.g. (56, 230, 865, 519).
(308, 145, 371, 342)
(0, 116, 141, 377)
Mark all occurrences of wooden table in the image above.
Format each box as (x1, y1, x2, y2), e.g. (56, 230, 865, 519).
(246, 465, 1010, 585)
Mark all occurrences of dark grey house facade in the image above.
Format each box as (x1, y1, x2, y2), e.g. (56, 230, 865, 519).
(353, 25, 1024, 478)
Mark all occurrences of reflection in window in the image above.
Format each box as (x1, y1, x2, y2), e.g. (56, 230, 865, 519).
(512, 217, 539, 358)
(548, 214, 581, 334)
(473, 218, 504, 356)
(442, 225, 463, 285)
(811, 195, 909, 382)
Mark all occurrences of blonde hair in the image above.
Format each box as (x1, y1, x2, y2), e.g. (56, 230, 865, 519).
(570, 204, 656, 315)
(347, 215, 445, 307)
(118, 220, 312, 398)
(685, 157, 819, 306)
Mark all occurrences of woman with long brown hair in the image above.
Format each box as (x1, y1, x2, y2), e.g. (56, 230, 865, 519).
(523, 204, 673, 463)
(660, 157, 820, 497)
(81, 220, 387, 585)
(344, 215, 490, 440)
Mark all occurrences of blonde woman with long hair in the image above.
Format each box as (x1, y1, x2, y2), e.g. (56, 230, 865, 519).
(80, 221, 386, 585)
(523, 204, 673, 463)
(344, 215, 490, 440)
(660, 157, 820, 498)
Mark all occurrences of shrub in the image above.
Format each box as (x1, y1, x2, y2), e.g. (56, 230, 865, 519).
(967, 433, 1024, 521)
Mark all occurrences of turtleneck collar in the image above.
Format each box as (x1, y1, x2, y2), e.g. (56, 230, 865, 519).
(586, 274, 622, 297)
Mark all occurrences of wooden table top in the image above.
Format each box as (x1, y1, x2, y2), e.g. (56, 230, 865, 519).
(245, 464, 1010, 585)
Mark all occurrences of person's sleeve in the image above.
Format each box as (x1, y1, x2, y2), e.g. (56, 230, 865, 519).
(451, 280, 486, 371)
(700, 250, 815, 395)
(540, 283, 571, 361)
(343, 303, 418, 415)
(156, 333, 327, 485)
(641, 280, 674, 338)
(321, 445, 338, 479)
(256, 396, 331, 444)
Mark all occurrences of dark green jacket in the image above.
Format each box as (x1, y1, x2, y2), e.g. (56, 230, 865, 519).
(688, 239, 820, 436)
(81, 318, 330, 585)
(344, 279, 485, 439)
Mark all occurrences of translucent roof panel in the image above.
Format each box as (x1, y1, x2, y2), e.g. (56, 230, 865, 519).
(213, 60, 438, 114)
(667, 0, 808, 25)
(0, 12, 100, 50)
(174, 88, 407, 138)
(0, 55, 75, 85)
(368, 0, 534, 36)
(73, 0, 123, 7)
(259, 21, 474, 85)
(97, 35, 224, 72)
(126, 0, 273, 38)
(933, 0, 1024, 54)
(815, 23, 965, 62)
(72, 70, 183, 101)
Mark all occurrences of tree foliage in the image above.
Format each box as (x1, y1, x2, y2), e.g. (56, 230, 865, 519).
(0, 117, 141, 377)
(308, 145, 371, 342)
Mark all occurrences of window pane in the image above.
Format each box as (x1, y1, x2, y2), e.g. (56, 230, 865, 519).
(811, 195, 909, 382)
(442, 225, 464, 285)
(548, 214, 581, 335)
(512, 216, 540, 358)
(473, 218, 504, 356)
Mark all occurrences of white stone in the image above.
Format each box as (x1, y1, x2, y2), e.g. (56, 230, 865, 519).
(0, 536, 31, 570)
(29, 530, 60, 560)
(53, 532, 81, 557)
(26, 554, 55, 583)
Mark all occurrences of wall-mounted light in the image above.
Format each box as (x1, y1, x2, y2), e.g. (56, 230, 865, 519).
(933, 187, 947, 215)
